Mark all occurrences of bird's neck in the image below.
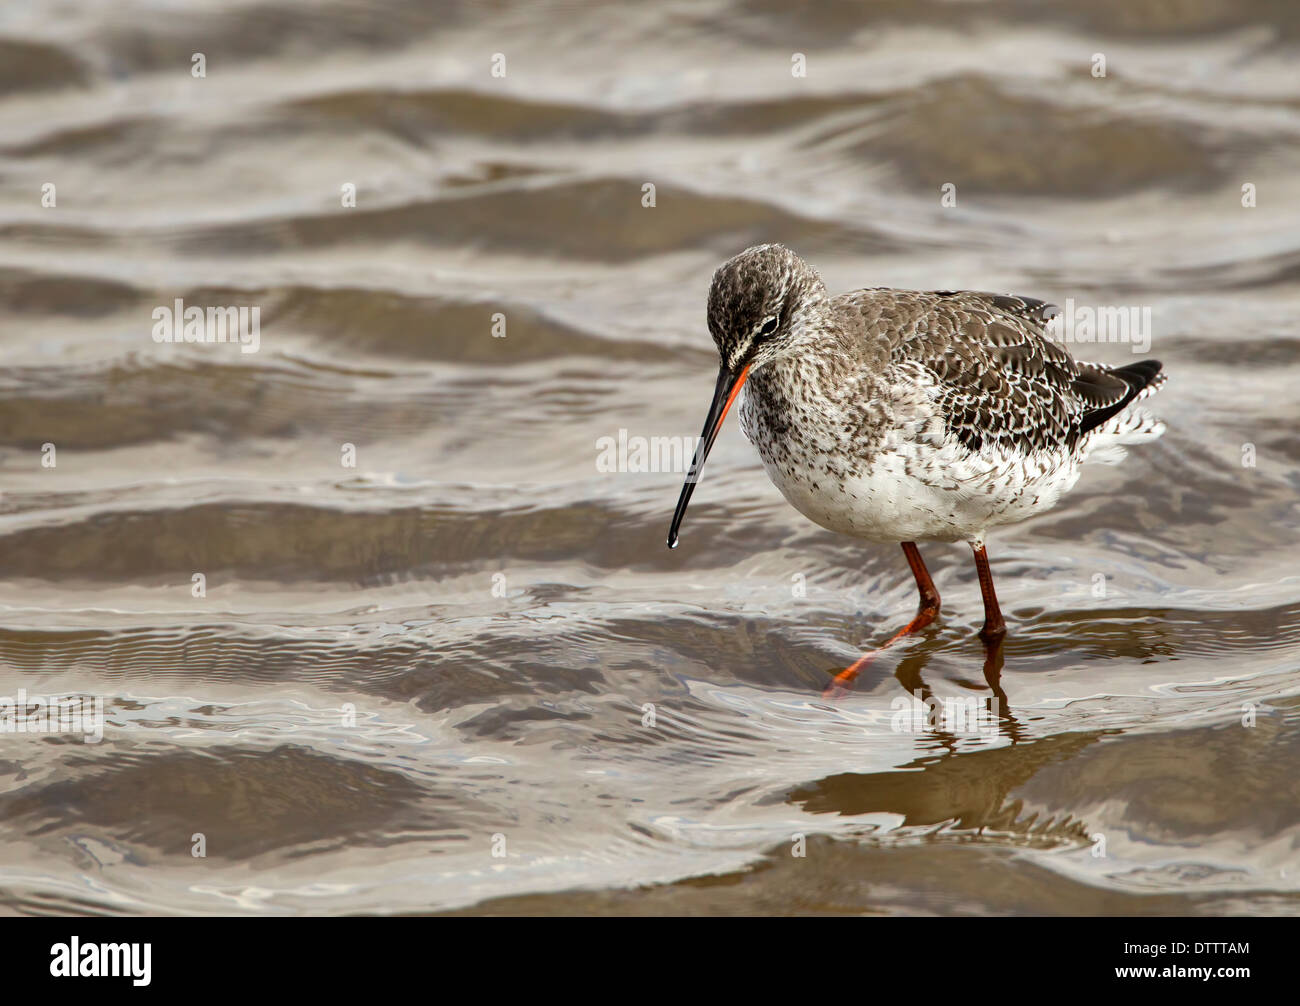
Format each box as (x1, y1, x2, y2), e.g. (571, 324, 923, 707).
(747, 340, 881, 422)
(749, 306, 875, 407)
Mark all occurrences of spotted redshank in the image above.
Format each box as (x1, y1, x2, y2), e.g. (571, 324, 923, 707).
(667, 244, 1166, 694)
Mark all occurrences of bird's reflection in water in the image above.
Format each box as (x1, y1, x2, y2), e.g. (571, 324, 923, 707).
(796, 654, 1105, 839)
(826, 634, 1022, 744)
(892, 636, 1025, 746)
(802, 638, 1108, 840)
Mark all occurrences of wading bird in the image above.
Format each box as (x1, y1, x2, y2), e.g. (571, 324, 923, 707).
(668, 244, 1166, 694)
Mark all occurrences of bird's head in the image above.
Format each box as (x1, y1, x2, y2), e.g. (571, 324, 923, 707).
(668, 244, 827, 549)
(706, 243, 827, 374)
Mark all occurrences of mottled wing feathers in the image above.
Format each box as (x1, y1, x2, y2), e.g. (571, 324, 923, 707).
(839, 289, 1163, 454)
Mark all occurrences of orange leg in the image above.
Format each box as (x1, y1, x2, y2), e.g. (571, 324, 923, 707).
(971, 542, 1006, 644)
(823, 542, 940, 698)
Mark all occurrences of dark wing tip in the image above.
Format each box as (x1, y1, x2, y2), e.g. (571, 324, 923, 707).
(1113, 359, 1163, 383)
(1077, 360, 1164, 435)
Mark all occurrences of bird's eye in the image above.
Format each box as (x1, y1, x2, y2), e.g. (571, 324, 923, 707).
(758, 315, 779, 337)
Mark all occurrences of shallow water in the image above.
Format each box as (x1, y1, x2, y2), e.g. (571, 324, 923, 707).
(0, 0, 1298, 915)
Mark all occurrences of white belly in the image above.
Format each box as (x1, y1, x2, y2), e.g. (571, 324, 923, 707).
(743, 409, 1082, 545)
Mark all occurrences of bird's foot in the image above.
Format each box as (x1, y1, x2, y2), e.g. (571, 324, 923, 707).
(824, 601, 941, 700)
(822, 651, 880, 700)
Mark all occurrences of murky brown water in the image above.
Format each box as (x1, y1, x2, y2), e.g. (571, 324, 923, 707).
(1, 0, 1298, 915)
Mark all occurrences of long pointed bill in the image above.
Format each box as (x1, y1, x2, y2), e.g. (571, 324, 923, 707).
(667, 363, 751, 548)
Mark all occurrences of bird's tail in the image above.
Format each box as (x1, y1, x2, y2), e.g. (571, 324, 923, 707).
(1082, 360, 1167, 465)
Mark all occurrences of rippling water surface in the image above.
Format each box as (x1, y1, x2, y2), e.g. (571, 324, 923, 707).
(1, 0, 1299, 915)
